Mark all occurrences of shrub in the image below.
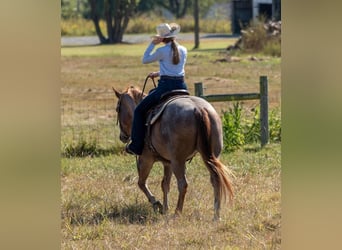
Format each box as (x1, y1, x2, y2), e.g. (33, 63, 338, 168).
(239, 18, 281, 57)
(269, 108, 281, 142)
(263, 37, 281, 57)
(222, 103, 281, 152)
(244, 107, 261, 144)
(61, 18, 98, 36)
(241, 20, 268, 52)
(222, 103, 245, 152)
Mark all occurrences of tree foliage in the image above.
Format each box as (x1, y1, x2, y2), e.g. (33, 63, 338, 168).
(137, 0, 190, 18)
(137, 0, 229, 18)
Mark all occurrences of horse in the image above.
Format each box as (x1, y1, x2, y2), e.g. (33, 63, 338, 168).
(113, 85, 234, 220)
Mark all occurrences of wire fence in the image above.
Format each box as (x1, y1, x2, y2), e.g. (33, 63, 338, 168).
(61, 91, 120, 151)
(60, 82, 270, 155)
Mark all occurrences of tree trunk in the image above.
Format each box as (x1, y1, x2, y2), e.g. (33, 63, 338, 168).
(193, 0, 200, 49)
(105, 0, 113, 43)
(180, 0, 189, 18)
(89, 0, 108, 44)
(88, 0, 136, 44)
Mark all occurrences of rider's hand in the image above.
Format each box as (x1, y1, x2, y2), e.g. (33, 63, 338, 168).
(152, 37, 163, 45)
(148, 72, 159, 79)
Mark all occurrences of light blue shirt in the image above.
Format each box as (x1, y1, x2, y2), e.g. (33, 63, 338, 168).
(142, 42, 187, 77)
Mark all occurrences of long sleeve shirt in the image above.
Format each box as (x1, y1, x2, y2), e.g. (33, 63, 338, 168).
(142, 42, 187, 77)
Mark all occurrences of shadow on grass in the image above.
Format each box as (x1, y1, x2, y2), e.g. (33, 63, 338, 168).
(190, 48, 226, 53)
(68, 203, 160, 226)
(61, 41, 137, 48)
(243, 145, 262, 153)
(61, 143, 123, 158)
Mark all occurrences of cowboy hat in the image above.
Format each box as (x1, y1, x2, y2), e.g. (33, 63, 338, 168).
(152, 23, 181, 38)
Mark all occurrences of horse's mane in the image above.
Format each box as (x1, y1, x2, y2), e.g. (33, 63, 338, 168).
(126, 86, 145, 104)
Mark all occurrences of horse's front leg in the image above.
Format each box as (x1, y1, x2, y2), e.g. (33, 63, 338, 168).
(161, 163, 172, 214)
(137, 156, 162, 213)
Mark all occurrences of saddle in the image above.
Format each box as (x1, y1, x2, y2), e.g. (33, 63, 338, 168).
(145, 89, 190, 158)
(147, 89, 190, 125)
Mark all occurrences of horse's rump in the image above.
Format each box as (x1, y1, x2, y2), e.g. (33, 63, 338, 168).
(149, 96, 223, 162)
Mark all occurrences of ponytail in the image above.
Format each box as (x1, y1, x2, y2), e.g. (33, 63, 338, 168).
(163, 38, 180, 65)
(171, 40, 180, 65)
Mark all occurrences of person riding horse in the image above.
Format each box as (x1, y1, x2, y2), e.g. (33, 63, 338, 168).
(126, 23, 188, 155)
(115, 23, 233, 219)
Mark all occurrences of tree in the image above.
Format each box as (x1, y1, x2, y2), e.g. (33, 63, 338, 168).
(137, 0, 229, 18)
(193, 0, 199, 49)
(88, 0, 136, 44)
(137, 0, 190, 18)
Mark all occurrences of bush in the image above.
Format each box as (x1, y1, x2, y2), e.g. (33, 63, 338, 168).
(244, 107, 261, 144)
(222, 103, 245, 152)
(269, 108, 281, 142)
(263, 37, 281, 57)
(61, 18, 98, 36)
(222, 102, 281, 152)
(241, 20, 268, 52)
(239, 18, 281, 57)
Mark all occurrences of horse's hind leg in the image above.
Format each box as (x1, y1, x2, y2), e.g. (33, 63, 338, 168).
(161, 163, 172, 214)
(137, 157, 162, 213)
(171, 161, 188, 215)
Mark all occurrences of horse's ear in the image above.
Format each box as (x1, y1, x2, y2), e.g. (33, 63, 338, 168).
(112, 87, 121, 99)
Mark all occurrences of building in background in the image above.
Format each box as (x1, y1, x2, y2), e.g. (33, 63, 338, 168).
(231, 0, 281, 34)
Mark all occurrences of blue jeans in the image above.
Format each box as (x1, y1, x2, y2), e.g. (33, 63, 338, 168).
(129, 77, 187, 154)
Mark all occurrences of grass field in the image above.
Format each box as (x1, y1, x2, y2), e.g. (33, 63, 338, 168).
(61, 37, 281, 249)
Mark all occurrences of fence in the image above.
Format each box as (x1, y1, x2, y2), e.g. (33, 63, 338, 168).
(194, 75, 269, 147)
(61, 92, 119, 151)
(61, 76, 269, 153)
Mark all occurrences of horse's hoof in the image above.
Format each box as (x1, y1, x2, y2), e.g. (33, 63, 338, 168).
(152, 201, 163, 214)
(213, 216, 222, 222)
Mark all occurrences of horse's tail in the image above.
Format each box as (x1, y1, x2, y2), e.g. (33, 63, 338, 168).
(195, 107, 234, 204)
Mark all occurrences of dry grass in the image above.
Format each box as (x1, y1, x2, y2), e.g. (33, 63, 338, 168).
(61, 39, 281, 110)
(61, 18, 232, 36)
(61, 38, 281, 249)
(61, 145, 280, 249)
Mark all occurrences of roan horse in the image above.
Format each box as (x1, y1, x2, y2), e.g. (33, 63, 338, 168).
(113, 86, 234, 220)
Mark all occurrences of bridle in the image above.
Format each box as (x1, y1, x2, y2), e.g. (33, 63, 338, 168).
(115, 93, 131, 141)
(116, 75, 156, 125)
(114, 75, 157, 143)
(115, 96, 121, 126)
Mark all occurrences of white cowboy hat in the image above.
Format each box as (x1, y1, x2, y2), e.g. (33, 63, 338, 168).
(152, 23, 181, 38)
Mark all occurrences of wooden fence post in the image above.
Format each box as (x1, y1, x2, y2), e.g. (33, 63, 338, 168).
(194, 82, 203, 97)
(260, 76, 269, 147)
(194, 77, 269, 148)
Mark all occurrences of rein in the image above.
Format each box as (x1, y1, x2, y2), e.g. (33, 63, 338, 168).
(116, 74, 156, 125)
(141, 75, 156, 101)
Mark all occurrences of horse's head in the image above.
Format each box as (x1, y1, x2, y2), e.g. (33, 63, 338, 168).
(112, 86, 143, 143)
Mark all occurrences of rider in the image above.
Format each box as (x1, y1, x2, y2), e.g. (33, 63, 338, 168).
(126, 23, 188, 155)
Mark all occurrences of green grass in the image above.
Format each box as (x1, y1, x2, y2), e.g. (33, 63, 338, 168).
(61, 39, 237, 57)
(61, 37, 281, 249)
